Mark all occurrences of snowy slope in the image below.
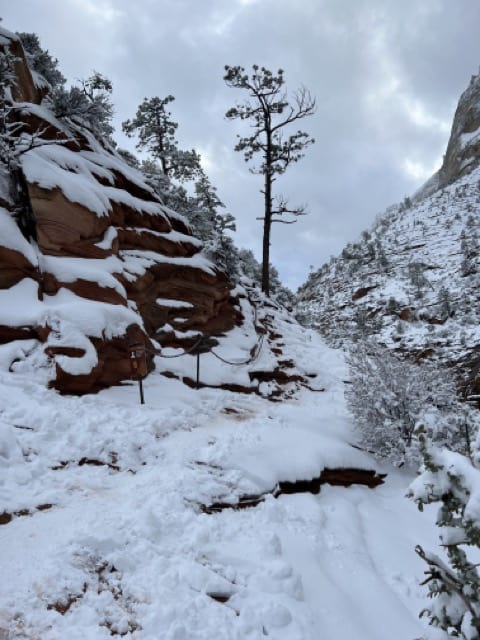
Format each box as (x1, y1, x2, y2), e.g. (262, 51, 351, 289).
(297, 71, 480, 389)
(0, 312, 442, 640)
(296, 162, 480, 376)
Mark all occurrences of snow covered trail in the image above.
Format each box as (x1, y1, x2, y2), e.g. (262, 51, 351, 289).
(0, 336, 441, 639)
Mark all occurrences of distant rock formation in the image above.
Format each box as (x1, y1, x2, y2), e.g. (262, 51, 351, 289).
(0, 27, 240, 393)
(412, 72, 480, 202)
(440, 72, 480, 188)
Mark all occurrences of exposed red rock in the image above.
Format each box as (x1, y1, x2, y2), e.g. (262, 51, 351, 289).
(0, 325, 38, 344)
(414, 348, 435, 362)
(201, 468, 386, 513)
(0, 246, 38, 288)
(1, 30, 43, 104)
(0, 31, 241, 394)
(29, 184, 113, 258)
(116, 228, 198, 257)
(399, 307, 412, 321)
(352, 285, 377, 301)
(52, 326, 156, 394)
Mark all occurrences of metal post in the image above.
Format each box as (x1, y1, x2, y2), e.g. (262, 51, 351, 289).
(129, 341, 147, 405)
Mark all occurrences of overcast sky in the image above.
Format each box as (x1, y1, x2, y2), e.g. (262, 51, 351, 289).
(3, 0, 480, 289)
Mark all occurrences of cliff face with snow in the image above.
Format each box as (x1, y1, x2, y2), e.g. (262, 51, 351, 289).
(296, 71, 480, 394)
(439, 71, 480, 189)
(413, 71, 480, 201)
(0, 27, 240, 393)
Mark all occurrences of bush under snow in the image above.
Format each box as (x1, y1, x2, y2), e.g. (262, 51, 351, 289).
(345, 341, 475, 467)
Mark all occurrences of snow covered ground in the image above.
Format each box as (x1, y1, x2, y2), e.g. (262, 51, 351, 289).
(0, 324, 442, 639)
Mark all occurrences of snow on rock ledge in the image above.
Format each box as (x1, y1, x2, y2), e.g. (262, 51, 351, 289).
(0, 33, 240, 393)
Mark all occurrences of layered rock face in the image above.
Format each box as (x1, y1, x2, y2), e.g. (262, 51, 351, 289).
(439, 71, 480, 188)
(0, 27, 240, 393)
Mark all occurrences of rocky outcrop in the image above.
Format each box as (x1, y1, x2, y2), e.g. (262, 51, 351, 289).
(0, 27, 241, 393)
(0, 28, 43, 104)
(439, 71, 480, 188)
(201, 468, 386, 513)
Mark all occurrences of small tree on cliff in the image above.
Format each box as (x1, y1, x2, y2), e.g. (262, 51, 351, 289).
(224, 65, 315, 295)
(17, 32, 113, 140)
(0, 48, 20, 166)
(193, 169, 238, 276)
(52, 72, 114, 141)
(17, 32, 65, 91)
(122, 95, 202, 182)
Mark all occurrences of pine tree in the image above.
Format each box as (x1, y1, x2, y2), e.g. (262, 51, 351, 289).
(375, 239, 389, 271)
(437, 286, 454, 320)
(122, 95, 201, 182)
(139, 156, 239, 278)
(52, 71, 114, 141)
(237, 248, 293, 304)
(224, 65, 315, 295)
(139, 157, 188, 211)
(407, 261, 430, 299)
(116, 148, 140, 169)
(17, 32, 65, 91)
(192, 170, 238, 273)
(409, 432, 480, 638)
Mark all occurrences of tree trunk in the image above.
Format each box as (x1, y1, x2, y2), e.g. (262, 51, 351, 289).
(261, 133, 272, 296)
(262, 210, 271, 296)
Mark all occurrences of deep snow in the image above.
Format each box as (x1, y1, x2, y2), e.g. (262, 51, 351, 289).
(0, 323, 443, 639)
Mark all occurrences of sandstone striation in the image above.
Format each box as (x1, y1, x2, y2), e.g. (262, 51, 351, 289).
(0, 27, 241, 393)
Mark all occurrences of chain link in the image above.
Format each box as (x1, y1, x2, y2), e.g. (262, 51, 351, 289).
(210, 332, 265, 366)
(147, 335, 204, 359)
(149, 295, 266, 366)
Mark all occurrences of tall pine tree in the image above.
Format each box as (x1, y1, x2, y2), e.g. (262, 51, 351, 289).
(224, 65, 315, 295)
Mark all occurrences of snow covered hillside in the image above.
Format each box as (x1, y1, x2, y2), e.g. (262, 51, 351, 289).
(297, 165, 480, 360)
(296, 71, 480, 393)
(298, 158, 480, 398)
(0, 308, 442, 640)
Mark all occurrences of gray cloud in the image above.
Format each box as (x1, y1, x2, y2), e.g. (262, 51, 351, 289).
(2, 0, 480, 289)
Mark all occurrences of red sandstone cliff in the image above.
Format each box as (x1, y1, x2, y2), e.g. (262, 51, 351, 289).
(0, 27, 240, 393)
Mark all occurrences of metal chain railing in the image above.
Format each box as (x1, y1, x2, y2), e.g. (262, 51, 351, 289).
(149, 335, 204, 359)
(154, 293, 266, 365)
(210, 332, 265, 366)
(131, 295, 271, 400)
